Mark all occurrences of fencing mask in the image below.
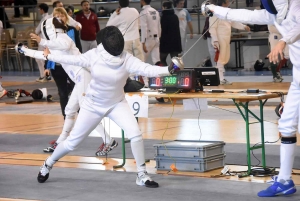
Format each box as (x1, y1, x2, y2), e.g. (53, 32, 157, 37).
(99, 26, 124, 56)
(32, 88, 48, 100)
(261, 0, 288, 24)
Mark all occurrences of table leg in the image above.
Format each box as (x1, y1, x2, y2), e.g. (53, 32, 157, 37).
(233, 99, 267, 176)
(113, 117, 150, 168)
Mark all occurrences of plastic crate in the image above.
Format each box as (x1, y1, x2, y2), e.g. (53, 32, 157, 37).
(153, 140, 225, 158)
(155, 154, 226, 172)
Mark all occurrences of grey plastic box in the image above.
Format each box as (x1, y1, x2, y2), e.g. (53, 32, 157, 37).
(155, 154, 226, 172)
(153, 140, 225, 158)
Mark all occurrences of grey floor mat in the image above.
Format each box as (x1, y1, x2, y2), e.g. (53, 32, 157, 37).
(0, 164, 298, 201)
(1, 134, 300, 169)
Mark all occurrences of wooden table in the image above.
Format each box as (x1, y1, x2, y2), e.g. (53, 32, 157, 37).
(115, 90, 286, 177)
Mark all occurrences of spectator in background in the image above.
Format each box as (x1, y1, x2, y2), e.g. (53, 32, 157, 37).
(65, 7, 74, 18)
(160, 1, 181, 66)
(0, 5, 11, 28)
(52, 1, 82, 31)
(53, 7, 82, 53)
(140, 0, 161, 64)
(107, 0, 144, 80)
(75, 0, 100, 53)
(174, 0, 193, 53)
(209, 0, 250, 85)
(35, 3, 51, 82)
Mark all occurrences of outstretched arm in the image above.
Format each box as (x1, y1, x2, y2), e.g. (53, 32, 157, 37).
(125, 54, 170, 77)
(213, 6, 275, 25)
(45, 48, 91, 68)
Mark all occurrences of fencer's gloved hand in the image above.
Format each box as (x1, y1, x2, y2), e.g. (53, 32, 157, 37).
(201, 0, 215, 17)
(15, 43, 25, 54)
(168, 56, 184, 74)
(213, 41, 220, 50)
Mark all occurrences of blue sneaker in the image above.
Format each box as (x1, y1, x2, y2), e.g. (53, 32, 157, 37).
(258, 179, 297, 197)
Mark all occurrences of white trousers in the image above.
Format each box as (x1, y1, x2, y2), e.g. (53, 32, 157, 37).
(35, 45, 45, 78)
(124, 38, 144, 62)
(81, 40, 98, 53)
(207, 38, 216, 65)
(63, 98, 142, 151)
(56, 68, 110, 144)
(278, 79, 300, 136)
(143, 37, 160, 64)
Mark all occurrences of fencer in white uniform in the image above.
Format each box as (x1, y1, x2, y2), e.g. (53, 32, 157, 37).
(19, 17, 115, 155)
(140, 0, 161, 64)
(209, 0, 249, 85)
(204, 0, 300, 197)
(36, 26, 181, 187)
(268, 24, 289, 82)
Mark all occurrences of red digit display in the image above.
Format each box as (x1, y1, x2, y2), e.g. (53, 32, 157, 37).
(184, 78, 189, 86)
(156, 77, 161, 86)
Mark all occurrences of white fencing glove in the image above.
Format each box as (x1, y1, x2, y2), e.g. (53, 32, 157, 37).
(213, 41, 220, 50)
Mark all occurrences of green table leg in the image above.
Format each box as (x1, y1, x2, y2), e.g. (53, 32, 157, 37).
(233, 99, 267, 177)
(113, 129, 130, 169)
(113, 117, 150, 168)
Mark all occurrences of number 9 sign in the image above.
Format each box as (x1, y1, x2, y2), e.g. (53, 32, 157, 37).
(125, 94, 148, 117)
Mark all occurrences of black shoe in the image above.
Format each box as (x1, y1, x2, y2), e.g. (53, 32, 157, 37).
(37, 160, 52, 183)
(46, 76, 52, 81)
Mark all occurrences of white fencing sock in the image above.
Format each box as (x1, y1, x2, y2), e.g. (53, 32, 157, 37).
(216, 62, 225, 81)
(56, 117, 75, 144)
(278, 137, 296, 181)
(45, 142, 70, 167)
(94, 123, 111, 144)
(130, 135, 146, 174)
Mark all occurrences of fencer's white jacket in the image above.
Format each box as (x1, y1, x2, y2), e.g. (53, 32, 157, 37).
(21, 33, 86, 83)
(47, 44, 170, 106)
(213, 0, 300, 82)
(140, 5, 161, 43)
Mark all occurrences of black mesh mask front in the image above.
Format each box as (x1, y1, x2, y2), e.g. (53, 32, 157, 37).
(100, 26, 124, 56)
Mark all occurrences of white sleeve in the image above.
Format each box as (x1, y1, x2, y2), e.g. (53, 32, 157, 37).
(281, 7, 300, 44)
(47, 50, 92, 68)
(140, 11, 148, 43)
(231, 21, 246, 30)
(68, 16, 82, 29)
(125, 54, 170, 77)
(214, 6, 275, 25)
(209, 16, 218, 42)
(39, 37, 72, 50)
(106, 12, 119, 27)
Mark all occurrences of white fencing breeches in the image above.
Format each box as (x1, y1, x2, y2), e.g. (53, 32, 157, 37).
(47, 98, 146, 172)
(56, 68, 111, 144)
(36, 45, 45, 78)
(278, 81, 300, 137)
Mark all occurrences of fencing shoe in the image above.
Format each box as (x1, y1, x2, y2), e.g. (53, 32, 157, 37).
(95, 138, 118, 156)
(136, 171, 159, 188)
(257, 179, 296, 197)
(220, 79, 232, 85)
(37, 160, 52, 183)
(43, 141, 57, 153)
